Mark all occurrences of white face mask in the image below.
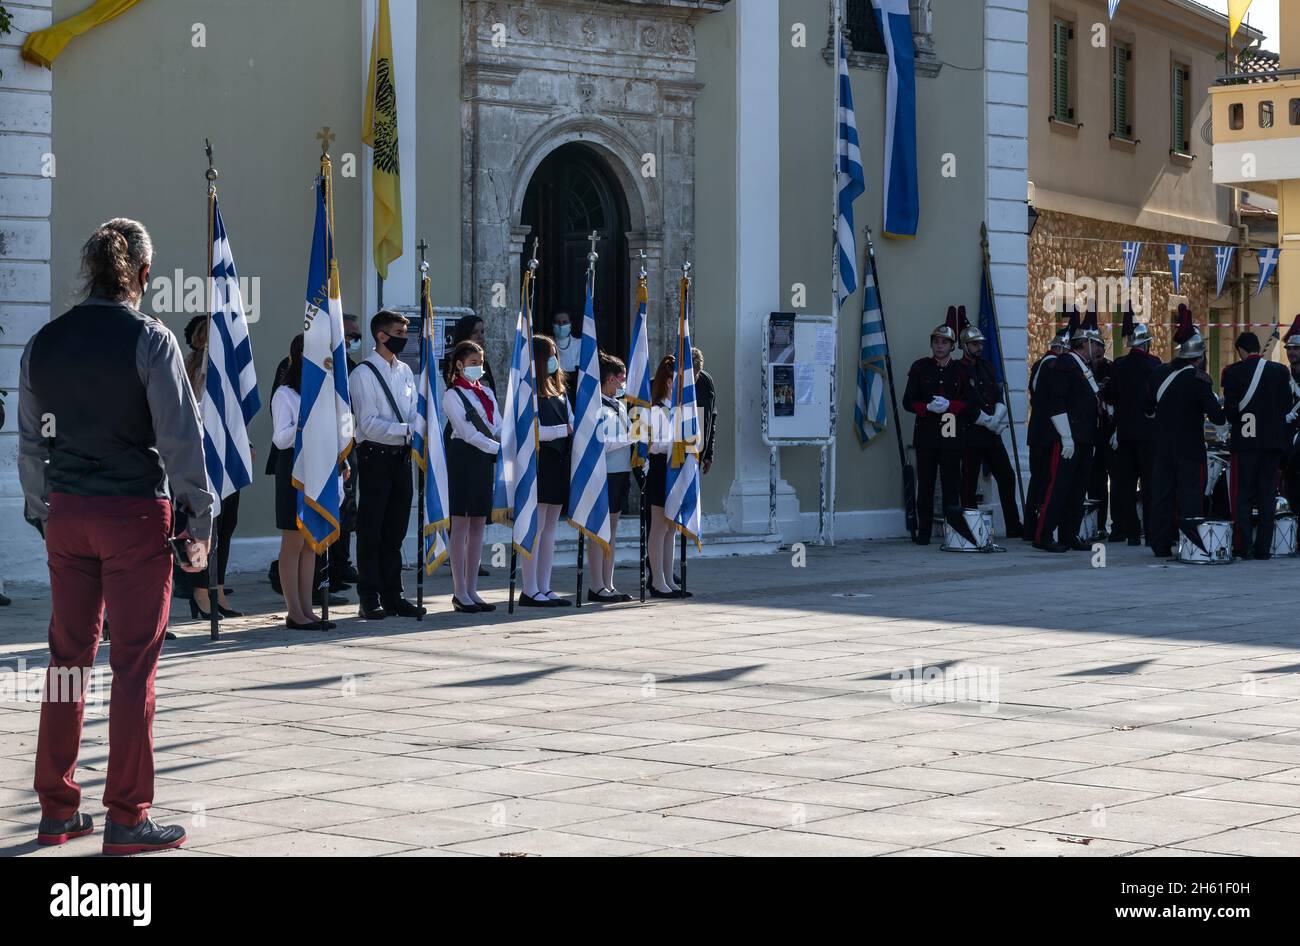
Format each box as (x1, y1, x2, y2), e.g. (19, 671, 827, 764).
(547, 356, 560, 376)
(347, 338, 362, 354)
(555, 324, 571, 340)
(463, 365, 485, 383)
(615, 385, 626, 398)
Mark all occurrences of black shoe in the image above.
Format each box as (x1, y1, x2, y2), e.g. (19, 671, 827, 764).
(37, 812, 93, 846)
(217, 605, 243, 618)
(0, 592, 11, 606)
(913, 535, 931, 546)
(648, 586, 679, 599)
(331, 562, 360, 584)
(452, 597, 481, 614)
(188, 599, 220, 622)
(1151, 548, 1172, 558)
(478, 565, 490, 577)
(1067, 540, 1093, 552)
(588, 589, 622, 604)
(473, 600, 497, 613)
(518, 593, 551, 608)
(285, 617, 326, 631)
(384, 597, 426, 618)
(539, 593, 572, 607)
(102, 815, 186, 856)
(314, 589, 347, 607)
(1034, 541, 1068, 553)
(1252, 550, 1271, 562)
(359, 600, 387, 620)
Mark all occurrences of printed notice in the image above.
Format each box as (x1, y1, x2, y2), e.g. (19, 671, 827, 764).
(795, 363, 815, 404)
(772, 365, 795, 416)
(814, 327, 836, 366)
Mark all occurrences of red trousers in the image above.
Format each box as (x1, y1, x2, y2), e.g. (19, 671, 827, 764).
(35, 494, 172, 827)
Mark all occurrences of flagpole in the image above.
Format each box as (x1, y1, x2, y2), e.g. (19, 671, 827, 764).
(319, 134, 334, 630)
(827, 0, 845, 548)
(864, 224, 918, 541)
(981, 223, 1027, 515)
(509, 240, 541, 615)
(416, 239, 429, 621)
(576, 233, 601, 609)
(204, 140, 221, 642)
(636, 252, 648, 605)
(679, 261, 692, 596)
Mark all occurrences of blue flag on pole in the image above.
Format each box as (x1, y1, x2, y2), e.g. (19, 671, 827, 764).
(664, 274, 702, 550)
(203, 196, 259, 505)
(293, 157, 351, 553)
(626, 271, 652, 469)
(871, 0, 919, 239)
(492, 286, 541, 557)
(568, 270, 611, 552)
(854, 252, 888, 446)
(835, 20, 865, 306)
(979, 262, 1005, 387)
(411, 274, 450, 573)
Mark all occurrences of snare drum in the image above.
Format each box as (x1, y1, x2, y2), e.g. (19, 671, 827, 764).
(1077, 500, 1100, 544)
(1272, 515, 1298, 557)
(942, 508, 993, 552)
(1176, 519, 1234, 564)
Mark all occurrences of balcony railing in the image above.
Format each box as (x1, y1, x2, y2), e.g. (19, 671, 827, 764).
(1215, 67, 1300, 87)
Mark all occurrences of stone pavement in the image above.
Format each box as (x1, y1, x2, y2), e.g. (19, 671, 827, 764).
(2, 538, 1299, 857)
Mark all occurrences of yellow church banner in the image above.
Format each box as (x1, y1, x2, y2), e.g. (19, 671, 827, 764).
(21, 0, 142, 69)
(362, 0, 403, 280)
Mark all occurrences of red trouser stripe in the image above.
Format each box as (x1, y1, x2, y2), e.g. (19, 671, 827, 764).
(1036, 443, 1062, 544)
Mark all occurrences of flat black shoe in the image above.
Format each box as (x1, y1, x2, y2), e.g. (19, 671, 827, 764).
(1034, 541, 1068, 553)
(102, 815, 186, 856)
(673, 589, 694, 599)
(359, 601, 387, 620)
(540, 594, 571, 607)
(37, 812, 93, 846)
(332, 563, 360, 584)
(477, 565, 490, 577)
(452, 597, 481, 614)
(285, 617, 326, 631)
(473, 600, 497, 613)
(588, 589, 621, 603)
(648, 586, 678, 599)
(518, 594, 551, 608)
(912, 535, 931, 546)
(384, 598, 427, 618)
(0, 593, 12, 606)
(217, 605, 243, 618)
(1067, 540, 1093, 552)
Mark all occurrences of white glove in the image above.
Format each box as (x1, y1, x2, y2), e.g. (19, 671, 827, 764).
(1287, 408, 1298, 425)
(991, 403, 1008, 428)
(926, 396, 950, 414)
(1051, 413, 1075, 460)
(1110, 431, 1119, 452)
(976, 411, 996, 430)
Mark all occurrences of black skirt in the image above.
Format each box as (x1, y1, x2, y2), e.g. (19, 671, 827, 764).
(537, 395, 571, 507)
(274, 447, 298, 531)
(446, 436, 496, 518)
(607, 471, 631, 515)
(646, 454, 667, 508)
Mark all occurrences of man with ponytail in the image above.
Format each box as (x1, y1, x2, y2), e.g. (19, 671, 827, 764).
(18, 218, 211, 855)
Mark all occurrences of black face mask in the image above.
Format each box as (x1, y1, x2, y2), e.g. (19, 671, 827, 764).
(382, 335, 408, 356)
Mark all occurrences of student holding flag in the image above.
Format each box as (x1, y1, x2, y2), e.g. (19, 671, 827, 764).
(588, 352, 634, 602)
(443, 340, 500, 612)
(645, 355, 680, 597)
(520, 334, 574, 607)
(663, 268, 703, 587)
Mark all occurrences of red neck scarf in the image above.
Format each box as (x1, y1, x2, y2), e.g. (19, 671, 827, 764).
(454, 376, 493, 424)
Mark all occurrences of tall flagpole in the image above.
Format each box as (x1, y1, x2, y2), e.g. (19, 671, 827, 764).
(576, 231, 600, 609)
(637, 250, 648, 605)
(980, 223, 1027, 514)
(204, 139, 221, 642)
(509, 239, 541, 614)
(679, 261, 692, 595)
(827, 0, 845, 547)
(416, 238, 429, 620)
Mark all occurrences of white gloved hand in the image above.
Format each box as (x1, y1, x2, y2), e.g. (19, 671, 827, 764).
(1110, 431, 1119, 452)
(926, 396, 950, 414)
(976, 411, 995, 430)
(1051, 413, 1075, 460)
(1288, 409, 1299, 425)
(991, 403, 1008, 427)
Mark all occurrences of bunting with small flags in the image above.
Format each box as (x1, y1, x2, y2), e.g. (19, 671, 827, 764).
(1123, 241, 1143, 284)
(1167, 244, 1187, 294)
(1256, 247, 1279, 297)
(1214, 245, 1236, 298)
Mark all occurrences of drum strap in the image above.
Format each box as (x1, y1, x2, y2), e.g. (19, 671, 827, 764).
(1069, 352, 1100, 395)
(1156, 365, 1193, 404)
(1237, 357, 1268, 412)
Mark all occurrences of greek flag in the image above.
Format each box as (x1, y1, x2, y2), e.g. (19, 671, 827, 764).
(835, 23, 865, 306)
(626, 273, 652, 468)
(1214, 245, 1235, 298)
(1123, 241, 1143, 284)
(202, 196, 259, 506)
(1108, 0, 1121, 19)
(567, 271, 611, 552)
(293, 159, 352, 553)
(1256, 247, 1279, 298)
(1167, 243, 1187, 294)
(411, 274, 450, 573)
(870, 0, 919, 239)
(854, 251, 888, 446)
(492, 298, 540, 557)
(664, 275, 701, 550)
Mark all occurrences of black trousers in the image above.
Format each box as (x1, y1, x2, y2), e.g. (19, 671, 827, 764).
(961, 442, 1022, 531)
(1025, 444, 1051, 537)
(1286, 452, 1300, 513)
(916, 447, 962, 538)
(333, 457, 357, 577)
(356, 442, 413, 603)
(178, 489, 240, 595)
(1148, 455, 1205, 555)
(1109, 439, 1152, 542)
(1088, 440, 1110, 533)
(1037, 442, 1091, 545)
(1230, 449, 1282, 557)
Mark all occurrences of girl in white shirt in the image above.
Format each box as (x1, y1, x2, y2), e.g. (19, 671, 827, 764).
(587, 352, 634, 602)
(442, 340, 500, 614)
(521, 334, 574, 607)
(645, 356, 689, 598)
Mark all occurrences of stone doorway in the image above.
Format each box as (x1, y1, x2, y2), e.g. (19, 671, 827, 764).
(520, 142, 631, 360)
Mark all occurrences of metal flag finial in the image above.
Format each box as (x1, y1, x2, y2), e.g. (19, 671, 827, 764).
(417, 238, 429, 275)
(587, 230, 601, 268)
(682, 259, 692, 283)
(204, 138, 218, 187)
(529, 237, 540, 274)
(638, 249, 647, 281)
(316, 126, 335, 156)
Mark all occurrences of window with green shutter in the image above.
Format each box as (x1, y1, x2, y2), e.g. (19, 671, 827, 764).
(1052, 18, 1073, 122)
(1113, 41, 1133, 139)
(1172, 63, 1189, 153)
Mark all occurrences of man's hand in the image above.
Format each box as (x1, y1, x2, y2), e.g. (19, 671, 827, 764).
(1110, 431, 1119, 452)
(179, 536, 212, 574)
(702, 459, 712, 475)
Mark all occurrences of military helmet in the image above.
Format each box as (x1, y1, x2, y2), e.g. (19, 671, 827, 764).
(1128, 323, 1152, 348)
(960, 326, 985, 346)
(931, 324, 957, 343)
(1176, 331, 1206, 360)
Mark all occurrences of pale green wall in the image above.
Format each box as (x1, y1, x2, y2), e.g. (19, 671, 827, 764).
(417, 1, 462, 304)
(778, 0, 988, 516)
(693, 3, 738, 517)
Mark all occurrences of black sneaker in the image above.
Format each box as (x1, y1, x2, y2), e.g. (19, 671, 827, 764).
(102, 815, 186, 856)
(359, 599, 387, 620)
(37, 812, 93, 846)
(384, 597, 426, 618)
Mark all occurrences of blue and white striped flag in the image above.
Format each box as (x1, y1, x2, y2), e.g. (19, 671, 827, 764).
(1167, 243, 1188, 294)
(492, 292, 540, 557)
(568, 271, 611, 552)
(202, 196, 259, 506)
(854, 250, 888, 446)
(1108, 0, 1121, 20)
(870, 0, 919, 239)
(1214, 245, 1236, 298)
(626, 273, 652, 469)
(835, 21, 865, 306)
(664, 274, 702, 550)
(411, 273, 450, 573)
(1123, 241, 1143, 284)
(1256, 247, 1280, 297)
(293, 157, 352, 553)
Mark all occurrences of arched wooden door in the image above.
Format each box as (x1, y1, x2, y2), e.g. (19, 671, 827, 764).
(520, 143, 631, 360)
